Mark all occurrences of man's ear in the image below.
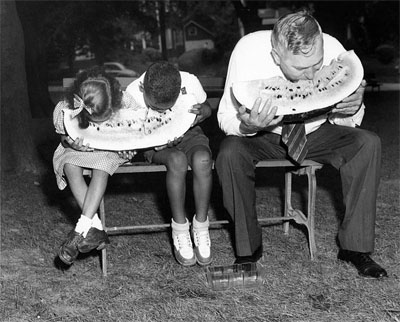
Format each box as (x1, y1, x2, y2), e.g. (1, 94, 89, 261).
(271, 48, 281, 66)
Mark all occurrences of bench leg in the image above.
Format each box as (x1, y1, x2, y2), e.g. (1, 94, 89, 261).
(99, 197, 108, 277)
(306, 166, 317, 260)
(284, 166, 319, 260)
(284, 171, 293, 235)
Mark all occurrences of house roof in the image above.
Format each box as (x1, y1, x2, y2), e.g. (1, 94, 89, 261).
(184, 20, 215, 37)
(183, 14, 217, 37)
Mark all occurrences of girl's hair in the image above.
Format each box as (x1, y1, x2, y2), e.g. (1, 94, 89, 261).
(68, 66, 123, 128)
(143, 61, 181, 107)
(271, 10, 322, 55)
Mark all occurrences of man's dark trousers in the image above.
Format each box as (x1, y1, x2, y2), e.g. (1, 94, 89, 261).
(215, 121, 381, 257)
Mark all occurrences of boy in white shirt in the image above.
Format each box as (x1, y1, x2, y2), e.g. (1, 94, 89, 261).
(126, 62, 213, 266)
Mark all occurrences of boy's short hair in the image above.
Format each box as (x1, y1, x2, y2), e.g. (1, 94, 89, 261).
(271, 10, 322, 55)
(143, 61, 182, 106)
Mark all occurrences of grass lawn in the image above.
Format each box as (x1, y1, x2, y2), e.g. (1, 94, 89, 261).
(1, 91, 399, 321)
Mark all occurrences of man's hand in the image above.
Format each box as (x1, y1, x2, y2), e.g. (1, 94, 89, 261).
(189, 101, 212, 126)
(238, 98, 284, 134)
(62, 135, 94, 152)
(154, 136, 183, 151)
(331, 80, 366, 115)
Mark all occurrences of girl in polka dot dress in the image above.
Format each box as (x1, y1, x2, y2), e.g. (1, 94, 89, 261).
(53, 67, 137, 265)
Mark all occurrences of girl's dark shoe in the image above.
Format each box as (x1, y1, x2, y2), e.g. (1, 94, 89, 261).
(58, 230, 84, 265)
(78, 228, 110, 253)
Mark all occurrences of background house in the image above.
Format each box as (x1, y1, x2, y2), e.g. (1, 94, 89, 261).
(163, 14, 216, 57)
(183, 19, 215, 51)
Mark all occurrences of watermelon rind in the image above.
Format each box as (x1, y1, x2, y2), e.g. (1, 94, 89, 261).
(232, 50, 364, 117)
(63, 94, 197, 151)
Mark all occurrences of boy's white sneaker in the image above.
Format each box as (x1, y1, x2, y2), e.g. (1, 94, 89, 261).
(171, 219, 196, 266)
(192, 216, 213, 266)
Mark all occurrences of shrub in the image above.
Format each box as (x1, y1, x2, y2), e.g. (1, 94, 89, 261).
(375, 44, 395, 64)
(201, 48, 222, 65)
(142, 48, 162, 61)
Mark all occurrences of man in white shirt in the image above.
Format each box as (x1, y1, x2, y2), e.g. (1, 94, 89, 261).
(216, 11, 387, 278)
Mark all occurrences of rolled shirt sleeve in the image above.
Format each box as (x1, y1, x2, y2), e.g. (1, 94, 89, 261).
(328, 103, 365, 127)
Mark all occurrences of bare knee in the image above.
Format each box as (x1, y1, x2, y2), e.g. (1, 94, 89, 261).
(92, 169, 109, 180)
(165, 151, 188, 173)
(191, 149, 213, 174)
(64, 163, 82, 177)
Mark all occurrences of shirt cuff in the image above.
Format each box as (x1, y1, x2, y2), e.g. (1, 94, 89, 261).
(328, 104, 365, 127)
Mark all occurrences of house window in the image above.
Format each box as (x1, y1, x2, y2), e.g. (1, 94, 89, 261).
(188, 26, 197, 36)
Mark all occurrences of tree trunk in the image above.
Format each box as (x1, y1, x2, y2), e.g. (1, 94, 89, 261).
(158, 0, 168, 61)
(15, 1, 54, 117)
(1, 0, 41, 174)
(231, 1, 262, 35)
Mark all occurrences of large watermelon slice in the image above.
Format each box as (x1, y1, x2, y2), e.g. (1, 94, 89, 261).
(232, 50, 364, 121)
(63, 94, 197, 151)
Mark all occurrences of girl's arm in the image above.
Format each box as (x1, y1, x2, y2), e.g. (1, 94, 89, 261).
(62, 135, 94, 152)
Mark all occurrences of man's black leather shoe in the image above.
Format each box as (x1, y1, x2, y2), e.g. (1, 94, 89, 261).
(58, 230, 84, 265)
(78, 228, 110, 253)
(234, 245, 263, 264)
(338, 249, 388, 278)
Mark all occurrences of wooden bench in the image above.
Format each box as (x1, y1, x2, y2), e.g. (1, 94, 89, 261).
(63, 76, 226, 99)
(365, 73, 381, 91)
(64, 76, 323, 276)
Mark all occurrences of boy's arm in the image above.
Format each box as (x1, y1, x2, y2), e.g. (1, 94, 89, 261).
(189, 100, 212, 126)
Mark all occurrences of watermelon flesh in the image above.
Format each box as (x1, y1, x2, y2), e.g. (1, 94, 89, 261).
(232, 50, 364, 118)
(63, 94, 197, 151)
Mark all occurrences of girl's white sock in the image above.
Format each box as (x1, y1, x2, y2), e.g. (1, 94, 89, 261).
(74, 215, 92, 237)
(192, 215, 209, 230)
(91, 213, 104, 231)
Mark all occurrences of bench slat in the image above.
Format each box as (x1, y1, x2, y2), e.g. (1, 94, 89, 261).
(82, 159, 322, 176)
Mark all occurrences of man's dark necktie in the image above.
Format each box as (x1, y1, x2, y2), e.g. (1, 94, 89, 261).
(281, 122, 308, 164)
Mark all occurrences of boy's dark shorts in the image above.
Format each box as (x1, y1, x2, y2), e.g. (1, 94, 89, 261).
(142, 125, 211, 164)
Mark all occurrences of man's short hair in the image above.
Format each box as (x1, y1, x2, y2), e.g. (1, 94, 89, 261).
(143, 61, 181, 106)
(271, 10, 322, 55)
